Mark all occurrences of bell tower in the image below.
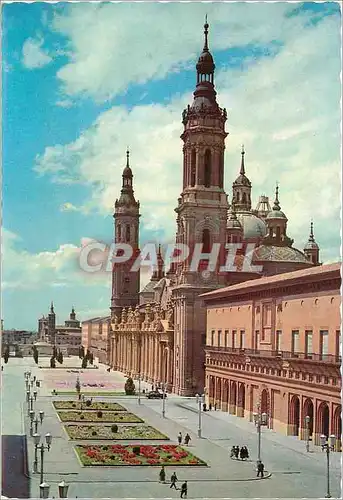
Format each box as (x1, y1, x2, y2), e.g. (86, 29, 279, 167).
(172, 20, 229, 397)
(176, 19, 229, 284)
(111, 150, 140, 319)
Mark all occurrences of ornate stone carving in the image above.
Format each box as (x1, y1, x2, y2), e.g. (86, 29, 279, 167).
(121, 308, 127, 324)
(134, 305, 141, 326)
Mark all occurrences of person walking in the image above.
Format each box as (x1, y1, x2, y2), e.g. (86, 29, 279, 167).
(239, 447, 245, 460)
(257, 460, 265, 478)
(234, 446, 239, 459)
(230, 446, 235, 459)
(159, 465, 166, 483)
(243, 446, 249, 459)
(177, 432, 182, 445)
(184, 433, 191, 446)
(170, 472, 178, 489)
(180, 481, 188, 498)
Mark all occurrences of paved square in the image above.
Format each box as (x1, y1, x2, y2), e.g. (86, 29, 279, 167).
(2, 357, 341, 499)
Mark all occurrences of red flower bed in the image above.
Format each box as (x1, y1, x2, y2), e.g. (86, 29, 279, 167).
(75, 444, 207, 466)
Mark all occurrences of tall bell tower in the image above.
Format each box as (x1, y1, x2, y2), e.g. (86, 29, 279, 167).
(172, 20, 229, 396)
(111, 150, 140, 319)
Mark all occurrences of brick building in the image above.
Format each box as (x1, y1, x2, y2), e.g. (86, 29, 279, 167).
(81, 316, 111, 364)
(201, 263, 341, 448)
(106, 21, 321, 396)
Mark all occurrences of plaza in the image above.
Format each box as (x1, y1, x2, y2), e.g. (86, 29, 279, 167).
(1, 357, 341, 499)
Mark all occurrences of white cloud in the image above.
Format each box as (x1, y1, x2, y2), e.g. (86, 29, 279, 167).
(22, 37, 52, 69)
(51, 2, 310, 102)
(60, 202, 89, 214)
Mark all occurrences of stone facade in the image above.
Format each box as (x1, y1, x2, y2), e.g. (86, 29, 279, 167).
(96, 22, 321, 396)
(202, 263, 341, 449)
(38, 303, 82, 348)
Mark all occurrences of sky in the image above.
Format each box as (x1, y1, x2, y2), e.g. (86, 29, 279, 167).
(1, 1, 341, 331)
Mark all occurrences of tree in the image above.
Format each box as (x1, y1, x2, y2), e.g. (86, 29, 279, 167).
(59, 351, 64, 364)
(50, 356, 56, 368)
(53, 345, 58, 358)
(81, 356, 88, 369)
(78, 345, 85, 359)
(124, 377, 136, 395)
(86, 349, 91, 361)
(33, 349, 39, 365)
(3, 344, 9, 364)
(89, 352, 94, 365)
(75, 377, 81, 394)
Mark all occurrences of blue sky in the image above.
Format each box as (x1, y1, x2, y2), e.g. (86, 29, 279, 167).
(2, 2, 341, 330)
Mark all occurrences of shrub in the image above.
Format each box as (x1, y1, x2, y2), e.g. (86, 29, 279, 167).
(124, 377, 136, 395)
(72, 403, 76, 408)
(80, 415, 85, 420)
(92, 430, 97, 436)
(86, 400, 92, 407)
(111, 424, 118, 433)
(81, 357, 88, 369)
(133, 446, 140, 455)
(97, 411, 103, 418)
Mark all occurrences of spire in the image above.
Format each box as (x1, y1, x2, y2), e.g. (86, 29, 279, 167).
(50, 301, 54, 314)
(196, 17, 215, 83)
(309, 220, 315, 241)
(126, 147, 130, 168)
(273, 183, 281, 211)
(151, 244, 164, 281)
(203, 15, 209, 51)
(240, 144, 245, 175)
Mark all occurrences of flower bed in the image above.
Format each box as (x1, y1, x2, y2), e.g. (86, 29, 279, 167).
(53, 401, 126, 411)
(75, 444, 207, 466)
(58, 411, 143, 423)
(65, 424, 168, 440)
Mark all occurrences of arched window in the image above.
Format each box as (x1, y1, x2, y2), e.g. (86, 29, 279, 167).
(236, 192, 240, 202)
(202, 228, 211, 253)
(204, 149, 211, 188)
(242, 193, 247, 204)
(276, 226, 281, 240)
(126, 224, 130, 242)
(191, 150, 196, 187)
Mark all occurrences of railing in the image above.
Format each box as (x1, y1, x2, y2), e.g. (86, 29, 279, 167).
(205, 346, 341, 364)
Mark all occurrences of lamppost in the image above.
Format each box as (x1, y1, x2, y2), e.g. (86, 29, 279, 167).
(253, 407, 268, 463)
(32, 410, 45, 437)
(196, 393, 205, 438)
(162, 382, 166, 418)
(305, 415, 311, 452)
(29, 410, 35, 436)
(320, 434, 336, 498)
(33, 390, 38, 401)
(29, 395, 34, 413)
(58, 480, 69, 498)
(39, 482, 50, 499)
(33, 432, 52, 486)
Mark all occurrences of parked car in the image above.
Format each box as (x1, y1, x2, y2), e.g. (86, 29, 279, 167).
(146, 390, 167, 399)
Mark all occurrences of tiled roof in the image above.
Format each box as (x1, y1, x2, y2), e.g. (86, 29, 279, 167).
(201, 262, 341, 299)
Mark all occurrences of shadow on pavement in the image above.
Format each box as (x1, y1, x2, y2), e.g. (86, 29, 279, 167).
(1, 435, 30, 498)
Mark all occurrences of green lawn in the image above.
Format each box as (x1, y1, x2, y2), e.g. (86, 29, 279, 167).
(75, 444, 207, 466)
(53, 401, 126, 411)
(58, 410, 143, 423)
(65, 424, 169, 440)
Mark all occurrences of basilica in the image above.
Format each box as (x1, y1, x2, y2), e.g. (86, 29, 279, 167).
(107, 22, 321, 396)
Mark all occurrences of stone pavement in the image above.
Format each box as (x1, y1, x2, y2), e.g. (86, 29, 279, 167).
(2, 357, 342, 499)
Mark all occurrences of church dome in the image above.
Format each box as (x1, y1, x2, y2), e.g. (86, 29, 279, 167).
(253, 245, 310, 263)
(236, 213, 267, 239)
(123, 165, 132, 177)
(266, 209, 287, 220)
(196, 49, 215, 74)
(233, 173, 251, 187)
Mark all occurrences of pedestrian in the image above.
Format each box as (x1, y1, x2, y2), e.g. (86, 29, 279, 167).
(243, 446, 249, 459)
(184, 433, 191, 446)
(239, 447, 245, 460)
(177, 432, 182, 445)
(257, 460, 265, 478)
(214, 402, 217, 411)
(180, 481, 187, 498)
(209, 403, 212, 411)
(234, 446, 239, 459)
(230, 446, 235, 459)
(170, 472, 178, 489)
(159, 465, 166, 483)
